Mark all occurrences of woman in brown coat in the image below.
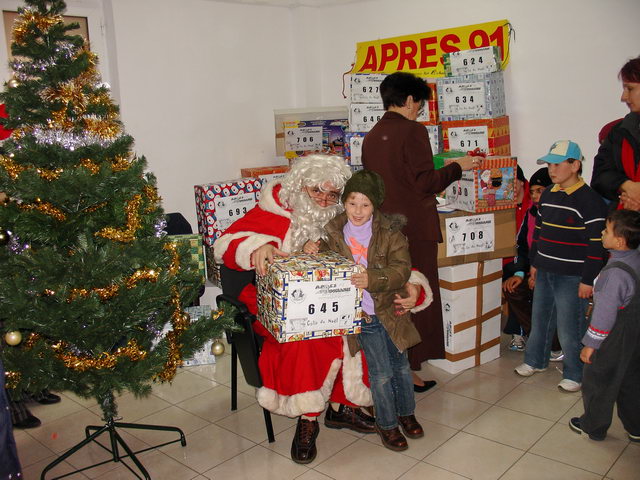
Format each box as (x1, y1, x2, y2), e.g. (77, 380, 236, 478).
(362, 72, 477, 387)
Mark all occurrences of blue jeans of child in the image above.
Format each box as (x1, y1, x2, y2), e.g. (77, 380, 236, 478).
(524, 269, 589, 382)
(358, 314, 415, 430)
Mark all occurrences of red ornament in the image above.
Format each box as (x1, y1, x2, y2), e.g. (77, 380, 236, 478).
(0, 104, 14, 140)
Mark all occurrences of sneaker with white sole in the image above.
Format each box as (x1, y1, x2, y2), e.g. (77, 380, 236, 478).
(514, 363, 547, 377)
(509, 334, 526, 352)
(550, 350, 564, 362)
(558, 379, 581, 392)
(569, 417, 605, 441)
(628, 432, 640, 443)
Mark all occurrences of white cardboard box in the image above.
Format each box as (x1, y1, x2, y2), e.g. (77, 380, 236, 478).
(429, 259, 502, 374)
(349, 104, 385, 133)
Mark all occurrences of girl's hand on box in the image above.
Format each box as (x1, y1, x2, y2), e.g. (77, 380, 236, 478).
(303, 240, 320, 254)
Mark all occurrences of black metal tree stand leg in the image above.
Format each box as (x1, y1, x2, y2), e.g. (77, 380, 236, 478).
(40, 392, 186, 480)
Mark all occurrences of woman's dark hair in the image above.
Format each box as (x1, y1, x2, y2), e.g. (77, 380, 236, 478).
(379, 72, 431, 110)
(619, 56, 640, 83)
(607, 209, 640, 249)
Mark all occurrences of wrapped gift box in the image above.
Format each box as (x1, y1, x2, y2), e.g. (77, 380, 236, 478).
(350, 73, 387, 103)
(443, 46, 502, 77)
(429, 259, 502, 374)
(204, 245, 221, 286)
(416, 81, 439, 125)
(424, 124, 442, 155)
(153, 305, 217, 367)
(240, 165, 290, 187)
(166, 234, 206, 284)
(344, 132, 366, 167)
(349, 104, 385, 133)
(436, 71, 506, 121)
(437, 208, 516, 267)
(194, 178, 263, 246)
(283, 119, 348, 161)
(441, 116, 510, 156)
(444, 156, 517, 212)
(433, 150, 466, 170)
(257, 252, 363, 343)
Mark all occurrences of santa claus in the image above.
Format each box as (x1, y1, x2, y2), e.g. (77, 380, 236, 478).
(214, 155, 377, 464)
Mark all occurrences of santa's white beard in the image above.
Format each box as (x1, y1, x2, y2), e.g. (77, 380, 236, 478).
(286, 190, 343, 252)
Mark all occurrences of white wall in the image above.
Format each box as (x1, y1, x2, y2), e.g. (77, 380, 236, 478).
(2, 0, 639, 229)
(292, 0, 640, 181)
(106, 0, 294, 228)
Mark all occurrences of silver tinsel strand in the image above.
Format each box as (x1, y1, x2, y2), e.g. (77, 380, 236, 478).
(31, 126, 122, 149)
(154, 218, 167, 238)
(11, 42, 76, 81)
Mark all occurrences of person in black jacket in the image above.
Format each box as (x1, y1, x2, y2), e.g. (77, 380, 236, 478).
(591, 56, 640, 211)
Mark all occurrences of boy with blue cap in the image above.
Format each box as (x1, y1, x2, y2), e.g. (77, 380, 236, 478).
(515, 141, 608, 392)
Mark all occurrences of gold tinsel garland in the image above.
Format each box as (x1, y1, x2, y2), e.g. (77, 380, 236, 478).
(164, 242, 180, 275)
(143, 184, 161, 213)
(67, 267, 160, 302)
(5, 370, 20, 389)
(95, 194, 142, 243)
(155, 286, 189, 382)
(52, 339, 147, 372)
(12, 10, 63, 45)
(79, 158, 100, 174)
(111, 155, 132, 172)
(83, 114, 122, 140)
(0, 155, 109, 180)
(0, 155, 25, 180)
(19, 200, 66, 221)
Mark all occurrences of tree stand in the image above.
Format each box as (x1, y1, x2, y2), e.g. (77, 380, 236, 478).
(41, 394, 186, 479)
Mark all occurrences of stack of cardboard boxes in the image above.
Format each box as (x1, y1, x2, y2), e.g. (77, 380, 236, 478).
(346, 47, 517, 374)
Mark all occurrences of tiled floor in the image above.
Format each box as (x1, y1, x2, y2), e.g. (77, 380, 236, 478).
(14, 336, 640, 480)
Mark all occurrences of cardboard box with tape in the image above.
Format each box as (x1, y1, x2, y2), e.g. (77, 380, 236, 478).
(429, 259, 502, 374)
(437, 208, 516, 267)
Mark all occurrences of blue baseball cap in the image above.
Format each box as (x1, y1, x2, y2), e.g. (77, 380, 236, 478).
(537, 140, 584, 164)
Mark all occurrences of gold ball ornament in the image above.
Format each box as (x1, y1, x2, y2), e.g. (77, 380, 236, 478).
(5, 330, 22, 346)
(7, 78, 19, 88)
(210, 339, 225, 356)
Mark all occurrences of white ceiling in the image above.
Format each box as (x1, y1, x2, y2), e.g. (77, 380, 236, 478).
(208, 0, 370, 7)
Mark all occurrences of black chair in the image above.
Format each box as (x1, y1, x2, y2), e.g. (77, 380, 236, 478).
(216, 265, 275, 443)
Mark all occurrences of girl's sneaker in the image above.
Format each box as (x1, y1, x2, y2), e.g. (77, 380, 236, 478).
(509, 334, 526, 352)
(550, 350, 564, 362)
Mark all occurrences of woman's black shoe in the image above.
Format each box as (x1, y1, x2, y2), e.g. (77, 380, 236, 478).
(413, 380, 437, 393)
(33, 390, 61, 405)
(14, 413, 41, 429)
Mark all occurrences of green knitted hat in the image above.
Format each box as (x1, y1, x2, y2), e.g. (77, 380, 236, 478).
(341, 169, 385, 208)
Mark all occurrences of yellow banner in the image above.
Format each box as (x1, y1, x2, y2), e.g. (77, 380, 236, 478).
(352, 20, 511, 77)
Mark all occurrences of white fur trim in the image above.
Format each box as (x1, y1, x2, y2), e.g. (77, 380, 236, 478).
(256, 358, 341, 417)
(259, 182, 291, 218)
(409, 270, 433, 313)
(340, 338, 373, 407)
(213, 231, 282, 270)
(235, 233, 283, 270)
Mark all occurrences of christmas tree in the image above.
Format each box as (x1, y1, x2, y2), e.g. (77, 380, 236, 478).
(0, 0, 232, 421)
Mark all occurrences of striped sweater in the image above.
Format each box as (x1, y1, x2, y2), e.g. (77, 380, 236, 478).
(530, 179, 607, 285)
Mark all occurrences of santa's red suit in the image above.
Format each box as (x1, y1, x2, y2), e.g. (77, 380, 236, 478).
(214, 181, 371, 417)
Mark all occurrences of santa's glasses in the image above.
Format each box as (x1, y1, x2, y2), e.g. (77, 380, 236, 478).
(305, 186, 341, 205)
